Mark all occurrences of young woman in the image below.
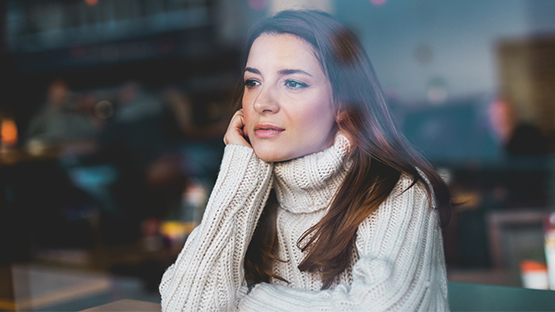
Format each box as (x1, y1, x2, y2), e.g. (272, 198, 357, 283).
(160, 10, 451, 311)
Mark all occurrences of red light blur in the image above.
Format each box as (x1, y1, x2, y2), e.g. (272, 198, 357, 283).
(370, 0, 387, 6)
(85, 0, 99, 7)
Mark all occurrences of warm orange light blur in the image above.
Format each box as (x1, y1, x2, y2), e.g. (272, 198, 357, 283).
(85, 0, 99, 7)
(1, 119, 18, 147)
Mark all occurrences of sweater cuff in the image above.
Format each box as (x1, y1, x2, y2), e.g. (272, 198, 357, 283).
(238, 283, 332, 312)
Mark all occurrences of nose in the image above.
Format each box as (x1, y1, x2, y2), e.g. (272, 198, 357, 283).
(253, 85, 279, 114)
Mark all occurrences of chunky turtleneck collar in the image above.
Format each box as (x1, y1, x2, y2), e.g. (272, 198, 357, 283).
(273, 133, 351, 214)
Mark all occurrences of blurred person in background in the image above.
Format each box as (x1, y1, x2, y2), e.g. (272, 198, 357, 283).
(94, 82, 189, 244)
(17, 80, 100, 250)
(487, 96, 550, 209)
(162, 86, 227, 181)
(489, 96, 549, 156)
(160, 10, 452, 311)
(26, 79, 96, 147)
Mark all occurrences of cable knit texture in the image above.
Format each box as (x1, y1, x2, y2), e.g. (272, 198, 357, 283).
(160, 134, 449, 311)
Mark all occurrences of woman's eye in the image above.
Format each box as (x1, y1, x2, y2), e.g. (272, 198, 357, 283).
(244, 79, 260, 89)
(284, 79, 308, 89)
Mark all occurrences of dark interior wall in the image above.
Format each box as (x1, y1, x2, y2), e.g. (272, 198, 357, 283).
(0, 0, 10, 114)
(2, 0, 244, 141)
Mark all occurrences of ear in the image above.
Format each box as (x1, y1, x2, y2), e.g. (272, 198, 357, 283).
(335, 110, 349, 124)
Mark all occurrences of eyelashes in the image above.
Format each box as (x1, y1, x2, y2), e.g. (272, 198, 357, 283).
(244, 78, 260, 89)
(243, 78, 309, 90)
(284, 79, 308, 89)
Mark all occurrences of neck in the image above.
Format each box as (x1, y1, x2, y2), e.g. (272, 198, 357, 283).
(272, 133, 351, 214)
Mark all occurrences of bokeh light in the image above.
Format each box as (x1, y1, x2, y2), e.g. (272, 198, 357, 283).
(249, 0, 267, 11)
(427, 78, 448, 104)
(84, 0, 99, 7)
(94, 100, 114, 120)
(370, 0, 387, 7)
(1, 119, 18, 146)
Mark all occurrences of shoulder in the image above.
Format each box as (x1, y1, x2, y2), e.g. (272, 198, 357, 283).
(355, 171, 442, 256)
(389, 171, 434, 209)
(356, 172, 434, 232)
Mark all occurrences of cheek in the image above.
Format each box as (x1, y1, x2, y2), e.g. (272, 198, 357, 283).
(296, 99, 335, 131)
(241, 99, 256, 133)
(241, 98, 250, 120)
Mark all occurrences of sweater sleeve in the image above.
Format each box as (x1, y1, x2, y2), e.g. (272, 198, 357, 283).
(237, 176, 449, 312)
(159, 144, 273, 311)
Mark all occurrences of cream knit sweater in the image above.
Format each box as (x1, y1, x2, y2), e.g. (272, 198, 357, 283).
(159, 135, 449, 311)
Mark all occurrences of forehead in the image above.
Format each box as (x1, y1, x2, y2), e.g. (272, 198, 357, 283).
(246, 33, 322, 72)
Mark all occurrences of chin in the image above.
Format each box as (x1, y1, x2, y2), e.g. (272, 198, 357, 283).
(253, 150, 290, 163)
(251, 145, 293, 163)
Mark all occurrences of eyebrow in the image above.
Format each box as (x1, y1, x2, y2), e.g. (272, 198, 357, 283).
(245, 67, 261, 75)
(244, 67, 313, 77)
(279, 69, 313, 77)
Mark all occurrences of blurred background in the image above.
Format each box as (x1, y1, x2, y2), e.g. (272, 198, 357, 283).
(0, 0, 554, 310)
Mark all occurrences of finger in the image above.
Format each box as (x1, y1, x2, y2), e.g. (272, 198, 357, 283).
(224, 110, 249, 146)
(234, 110, 245, 127)
(235, 111, 248, 138)
(228, 111, 244, 132)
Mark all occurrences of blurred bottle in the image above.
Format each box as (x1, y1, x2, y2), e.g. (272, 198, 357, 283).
(520, 260, 549, 289)
(160, 179, 210, 252)
(180, 179, 209, 227)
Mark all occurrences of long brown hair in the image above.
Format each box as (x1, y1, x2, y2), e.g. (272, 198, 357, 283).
(242, 10, 451, 289)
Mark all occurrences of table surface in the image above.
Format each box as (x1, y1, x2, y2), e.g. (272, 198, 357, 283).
(449, 281, 555, 311)
(81, 299, 161, 311)
(80, 283, 555, 312)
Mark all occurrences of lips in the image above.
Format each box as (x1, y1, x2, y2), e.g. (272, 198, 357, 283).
(254, 123, 284, 139)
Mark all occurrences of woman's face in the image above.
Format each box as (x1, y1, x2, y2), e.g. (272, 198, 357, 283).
(242, 33, 337, 162)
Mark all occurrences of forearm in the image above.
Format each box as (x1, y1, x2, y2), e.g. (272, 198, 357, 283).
(160, 144, 273, 311)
